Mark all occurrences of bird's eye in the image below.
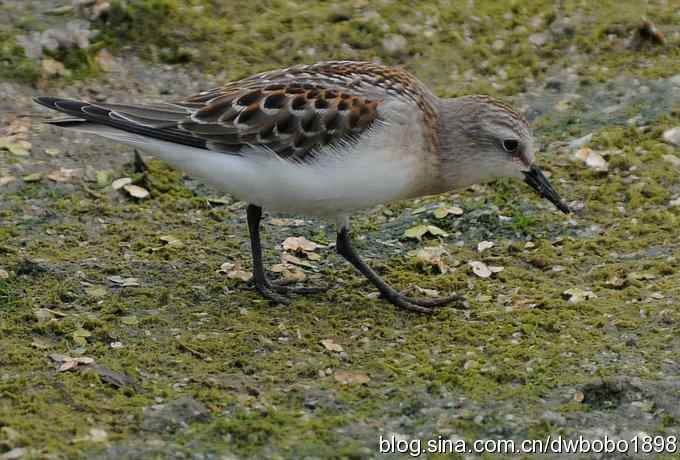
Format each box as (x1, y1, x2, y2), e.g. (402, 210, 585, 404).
(502, 139, 519, 153)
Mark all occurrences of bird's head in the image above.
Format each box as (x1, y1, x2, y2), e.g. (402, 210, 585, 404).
(438, 95, 570, 214)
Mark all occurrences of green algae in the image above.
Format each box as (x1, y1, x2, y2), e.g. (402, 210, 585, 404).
(0, 32, 40, 84)
(3, 0, 678, 93)
(91, 0, 677, 97)
(1, 0, 680, 458)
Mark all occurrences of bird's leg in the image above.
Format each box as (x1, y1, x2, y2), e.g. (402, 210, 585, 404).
(133, 149, 147, 173)
(246, 204, 324, 304)
(247, 204, 289, 304)
(335, 226, 463, 314)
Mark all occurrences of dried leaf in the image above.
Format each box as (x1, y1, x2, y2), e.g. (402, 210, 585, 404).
(22, 173, 42, 182)
(574, 148, 608, 172)
(111, 177, 132, 190)
(85, 286, 108, 298)
(477, 241, 494, 253)
(412, 285, 440, 297)
(282, 236, 322, 252)
(34, 308, 54, 321)
(433, 205, 463, 219)
(281, 253, 315, 268)
(320, 339, 344, 352)
(47, 168, 80, 182)
(662, 127, 680, 147)
(0, 268, 8, 279)
(468, 261, 491, 278)
(562, 288, 597, 304)
(334, 371, 370, 385)
(86, 428, 108, 443)
(409, 246, 449, 273)
(604, 276, 626, 289)
(56, 355, 95, 372)
(7, 117, 31, 135)
(108, 276, 140, 287)
(270, 218, 305, 227)
(218, 262, 235, 273)
(229, 270, 252, 282)
(0, 137, 31, 157)
(41, 57, 67, 78)
(271, 264, 306, 283)
(217, 262, 252, 281)
(59, 360, 79, 372)
(159, 235, 184, 248)
(123, 184, 150, 199)
(403, 224, 449, 240)
(0, 176, 17, 187)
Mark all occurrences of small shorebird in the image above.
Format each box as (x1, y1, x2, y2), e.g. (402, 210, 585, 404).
(35, 61, 569, 313)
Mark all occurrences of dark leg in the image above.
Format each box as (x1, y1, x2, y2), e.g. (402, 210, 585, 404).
(336, 226, 463, 314)
(246, 204, 325, 304)
(247, 204, 290, 304)
(133, 149, 147, 173)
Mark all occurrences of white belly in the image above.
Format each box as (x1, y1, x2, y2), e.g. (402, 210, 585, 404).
(158, 132, 419, 215)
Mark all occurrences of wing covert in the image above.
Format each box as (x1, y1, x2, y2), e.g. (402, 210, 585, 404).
(177, 79, 380, 162)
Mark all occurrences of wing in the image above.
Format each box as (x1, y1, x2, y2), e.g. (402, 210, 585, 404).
(36, 61, 437, 163)
(176, 77, 380, 161)
(180, 61, 438, 161)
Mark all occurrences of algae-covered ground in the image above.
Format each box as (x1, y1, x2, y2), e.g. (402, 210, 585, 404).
(2, 0, 680, 459)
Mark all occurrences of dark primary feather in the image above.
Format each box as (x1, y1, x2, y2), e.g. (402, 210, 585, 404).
(34, 97, 208, 149)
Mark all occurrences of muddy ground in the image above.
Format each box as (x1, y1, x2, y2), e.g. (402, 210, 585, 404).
(1, 1, 680, 459)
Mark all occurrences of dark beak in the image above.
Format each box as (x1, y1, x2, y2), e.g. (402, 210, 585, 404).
(523, 165, 570, 214)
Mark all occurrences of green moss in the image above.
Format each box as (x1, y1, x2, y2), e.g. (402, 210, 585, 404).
(99, 0, 185, 64)
(82, 0, 678, 95)
(2, 0, 680, 457)
(44, 45, 100, 81)
(1, 0, 676, 91)
(0, 32, 40, 83)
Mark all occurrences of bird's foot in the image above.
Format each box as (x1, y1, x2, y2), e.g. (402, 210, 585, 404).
(399, 288, 465, 307)
(380, 290, 465, 314)
(254, 283, 291, 305)
(266, 280, 328, 295)
(252, 278, 327, 305)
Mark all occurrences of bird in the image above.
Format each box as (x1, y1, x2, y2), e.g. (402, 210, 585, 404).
(34, 60, 570, 314)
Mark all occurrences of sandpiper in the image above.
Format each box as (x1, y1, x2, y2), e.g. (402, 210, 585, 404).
(35, 60, 569, 313)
